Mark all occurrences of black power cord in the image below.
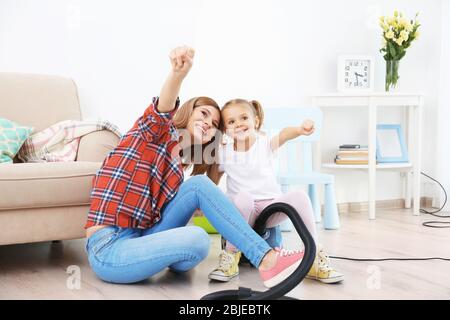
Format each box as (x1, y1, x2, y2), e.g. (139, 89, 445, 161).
(329, 256, 450, 262)
(419, 172, 450, 228)
(329, 171, 450, 262)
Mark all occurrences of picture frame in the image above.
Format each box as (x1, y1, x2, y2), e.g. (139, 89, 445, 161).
(376, 124, 409, 163)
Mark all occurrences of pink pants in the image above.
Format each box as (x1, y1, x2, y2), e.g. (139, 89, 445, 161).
(226, 190, 318, 252)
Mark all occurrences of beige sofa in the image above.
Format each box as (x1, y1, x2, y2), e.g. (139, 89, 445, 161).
(0, 73, 120, 245)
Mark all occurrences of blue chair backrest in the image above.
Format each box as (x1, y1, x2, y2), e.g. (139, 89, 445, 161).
(262, 107, 323, 175)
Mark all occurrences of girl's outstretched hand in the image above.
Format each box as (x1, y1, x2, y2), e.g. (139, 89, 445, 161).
(271, 119, 315, 151)
(299, 119, 315, 136)
(169, 46, 195, 78)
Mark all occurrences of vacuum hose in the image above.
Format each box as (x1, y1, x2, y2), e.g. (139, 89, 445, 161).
(201, 202, 316, 300)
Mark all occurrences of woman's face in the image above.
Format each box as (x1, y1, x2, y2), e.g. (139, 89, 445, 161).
(222, 104, 258, 141)
(186, 105, 221, 145)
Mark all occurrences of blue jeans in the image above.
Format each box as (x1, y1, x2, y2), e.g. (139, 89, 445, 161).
(263, 226, 283, 248)
(86, 175, 272, 284)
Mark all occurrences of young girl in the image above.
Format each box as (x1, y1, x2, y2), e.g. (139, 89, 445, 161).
(85, 47, 304, 289)
(208, 99, 344, 284)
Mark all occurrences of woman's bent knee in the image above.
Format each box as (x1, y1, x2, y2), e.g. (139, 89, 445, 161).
(185, 175, 214, 190)
(186, 226, 210, 259)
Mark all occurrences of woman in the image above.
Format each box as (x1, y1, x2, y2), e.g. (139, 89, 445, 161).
(84, 46, 303, 288)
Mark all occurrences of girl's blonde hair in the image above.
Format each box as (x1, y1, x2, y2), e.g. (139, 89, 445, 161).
(221, 99, 264, 130)
(173, 96, 222, 176)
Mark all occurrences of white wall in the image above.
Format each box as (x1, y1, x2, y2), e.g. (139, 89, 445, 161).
(435, 0, 450, 211)
(0, 0, 445, 205)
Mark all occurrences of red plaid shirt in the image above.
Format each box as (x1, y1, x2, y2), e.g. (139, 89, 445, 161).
(85, 97, 183, 229)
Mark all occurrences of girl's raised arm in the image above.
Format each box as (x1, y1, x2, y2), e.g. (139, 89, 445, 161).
(270, 119, 315, 152)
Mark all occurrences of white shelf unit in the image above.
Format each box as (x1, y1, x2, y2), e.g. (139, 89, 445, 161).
(322, 163, 412, 170)
(313, 93, 423, 219)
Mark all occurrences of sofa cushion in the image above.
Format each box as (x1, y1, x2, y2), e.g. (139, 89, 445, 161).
(0, 118, 33, 163)
(0, 73, 82, 133)
(0, 162, 101, 211)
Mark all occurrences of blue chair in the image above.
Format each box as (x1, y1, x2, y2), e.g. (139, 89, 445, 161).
(263, 106, 340, 230)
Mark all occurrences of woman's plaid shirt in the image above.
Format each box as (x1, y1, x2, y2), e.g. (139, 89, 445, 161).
(85, 97, 183, 229)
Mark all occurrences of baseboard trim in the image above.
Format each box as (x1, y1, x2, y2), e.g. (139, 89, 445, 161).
(334, 197, 433, 213)
(421, 197, 434, 208)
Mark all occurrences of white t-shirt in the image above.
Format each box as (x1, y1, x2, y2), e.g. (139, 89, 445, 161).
(218, 134, 281, 200)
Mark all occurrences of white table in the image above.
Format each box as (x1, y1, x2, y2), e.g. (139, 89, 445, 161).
(312, 93, 423, 219)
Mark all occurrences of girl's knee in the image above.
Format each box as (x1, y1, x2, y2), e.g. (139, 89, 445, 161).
(281, 190, 313, 213)
(288, 190, 311, 203)
(232, 192, 254, 218)
(233, 191, 254, 207)
(290, 189, 308, 197)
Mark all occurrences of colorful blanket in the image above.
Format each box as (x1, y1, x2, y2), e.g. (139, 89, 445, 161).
(18, 120, 121, 162)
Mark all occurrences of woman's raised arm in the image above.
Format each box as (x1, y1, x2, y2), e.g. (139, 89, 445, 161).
(157, 46, 195, 113)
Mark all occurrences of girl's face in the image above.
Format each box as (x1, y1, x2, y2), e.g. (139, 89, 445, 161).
(222, 104, 259, 141)
(186, 105, 221, 145)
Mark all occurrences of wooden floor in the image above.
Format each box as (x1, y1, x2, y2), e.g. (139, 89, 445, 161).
(1, 208, 449, 300)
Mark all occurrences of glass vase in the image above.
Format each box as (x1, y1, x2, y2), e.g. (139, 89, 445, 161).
(385, 59, 400, 92)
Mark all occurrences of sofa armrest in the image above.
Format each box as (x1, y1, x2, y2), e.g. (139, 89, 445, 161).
(76, 130, 120, 162)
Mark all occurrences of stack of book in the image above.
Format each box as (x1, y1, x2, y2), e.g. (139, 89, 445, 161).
(334, 144, 371, 165)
